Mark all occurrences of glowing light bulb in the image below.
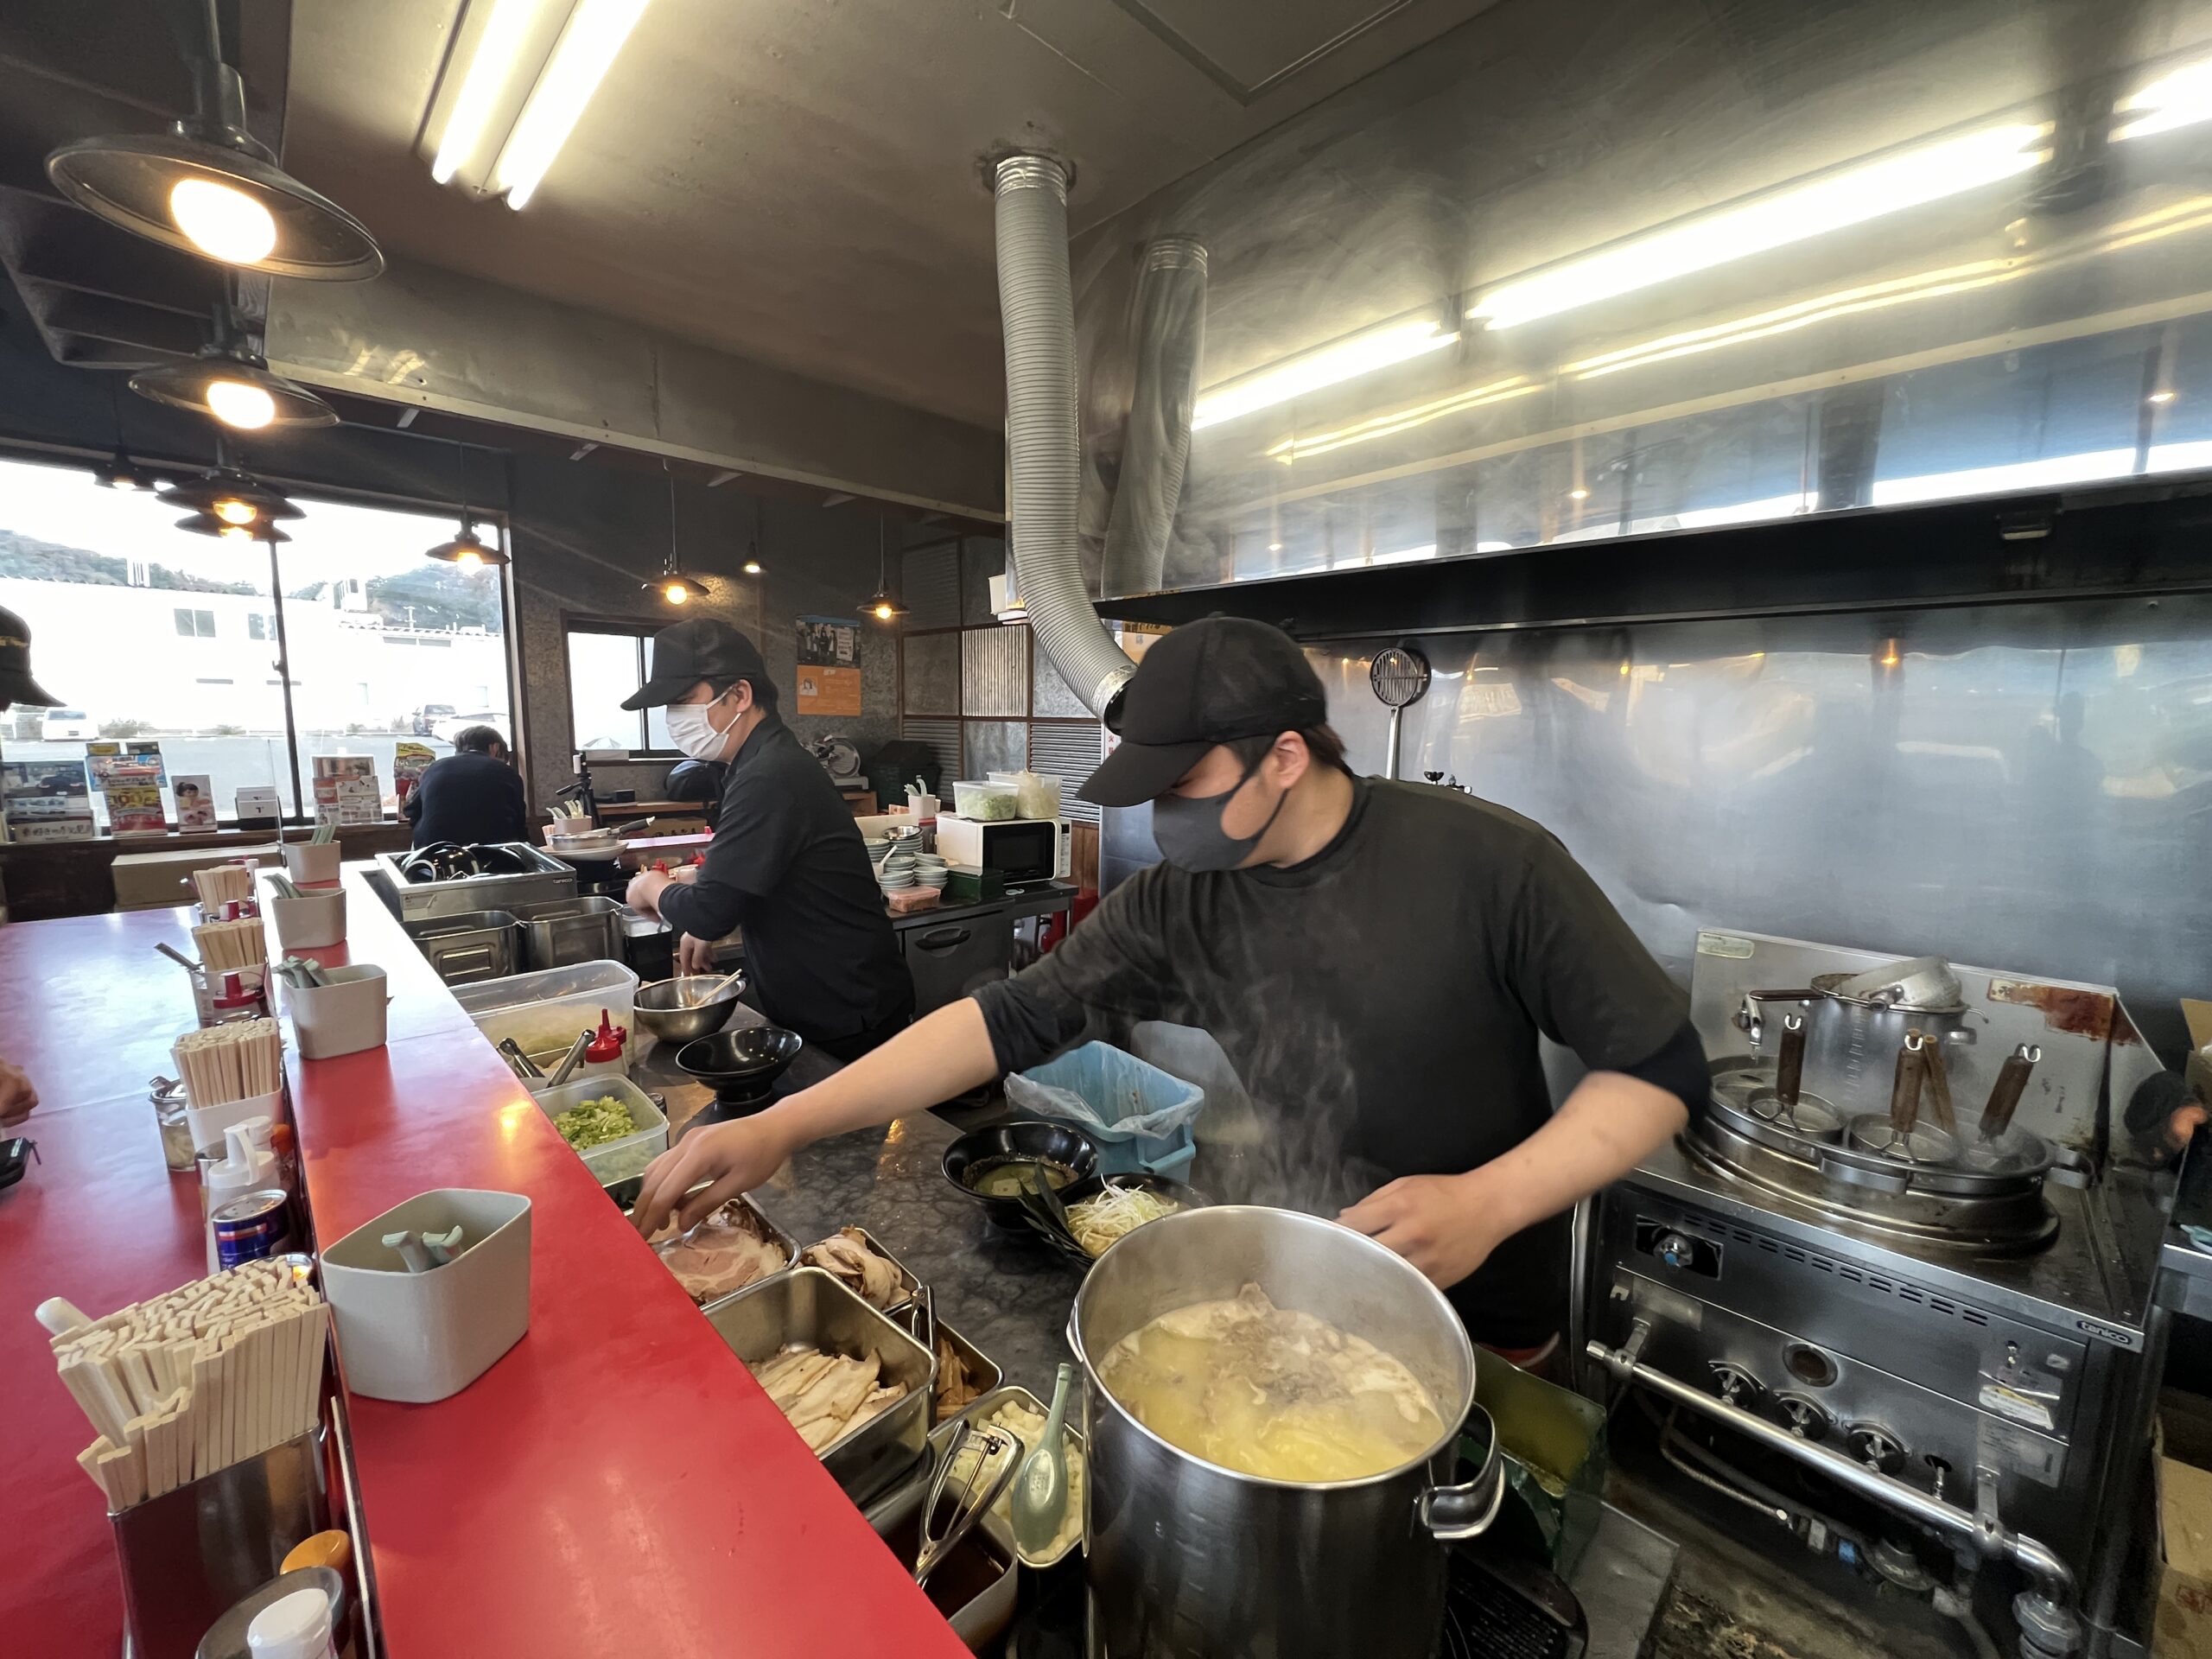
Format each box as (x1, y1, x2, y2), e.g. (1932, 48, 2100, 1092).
(664, 582, 690, 605)
(2150, 389, 2177, 404)
(873, 601, 894, 620)
(456, 545, 484, 569)
(742, 560, 762, 575)
(1568, 486, 1591, 501)
(219, 524, 251, 543)
(169, 178, 277, 264)
(207, 379, 276, 429)
(213, 498, 257, 526)
(1268, 541, 1283, 552)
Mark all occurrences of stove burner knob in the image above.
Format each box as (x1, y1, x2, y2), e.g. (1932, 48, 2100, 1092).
(1708, 1363, 1760, 1408)
(1846, 1423, 1907, 1475)
(1774, 1394, 1830, 1441)
(1655, 1232, 1697, 1270)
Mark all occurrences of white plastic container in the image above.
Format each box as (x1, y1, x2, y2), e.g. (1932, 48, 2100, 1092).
(531, 1076, 669, 1185)
(181, 1084, 284, 1157)
(280, 842, 342, 886)
(321, 1188, 531, 1403)
(950, 779, 1019, 821)
(283, 965, 388, 1060)
(270, 889, 346, 952)
(452, 960, 639, 1069)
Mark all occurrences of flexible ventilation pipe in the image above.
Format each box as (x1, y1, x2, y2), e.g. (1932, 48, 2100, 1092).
(994, 155, 1136, 721)
(1101, 235, 1207, 598)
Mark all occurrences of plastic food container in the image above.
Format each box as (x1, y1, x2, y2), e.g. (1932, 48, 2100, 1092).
(531, 1076, 668, 1185)
(988, 770, 1063, 820)
(950, 779, 1019, 821)
(453, 959, 639, 1068)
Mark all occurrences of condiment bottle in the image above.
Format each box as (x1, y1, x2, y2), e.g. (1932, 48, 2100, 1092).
(210, 969, 270, 1025)
(245, 1586, 337, 1659)
(579, 1008, 628, 1077)
(201, 1119, 277, 1274)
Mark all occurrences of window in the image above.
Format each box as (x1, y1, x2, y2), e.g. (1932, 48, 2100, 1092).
(0, 455, 514, 826)
(565, 621, 675, 754)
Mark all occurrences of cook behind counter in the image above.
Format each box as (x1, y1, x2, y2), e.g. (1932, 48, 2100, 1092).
(654, 715, 910, 1055)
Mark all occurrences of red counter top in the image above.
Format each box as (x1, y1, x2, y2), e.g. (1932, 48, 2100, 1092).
(0, 874, 967, 1659)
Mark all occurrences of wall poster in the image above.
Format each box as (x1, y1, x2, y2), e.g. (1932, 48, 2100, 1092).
(795, 615, 863, 717)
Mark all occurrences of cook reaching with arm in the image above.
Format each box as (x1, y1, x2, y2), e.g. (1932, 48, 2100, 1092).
(632, 620, 1702, 1347)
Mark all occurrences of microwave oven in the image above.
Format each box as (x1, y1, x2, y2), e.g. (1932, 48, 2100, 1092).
(934, 815, 1070, 887)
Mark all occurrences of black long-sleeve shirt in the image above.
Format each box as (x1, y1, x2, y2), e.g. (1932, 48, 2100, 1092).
(404, 750, 527, 848)
(973, 778, 1707, 1347)
(658, 717, 910, 1046)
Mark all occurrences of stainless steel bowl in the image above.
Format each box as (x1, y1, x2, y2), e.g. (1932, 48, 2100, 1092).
(635, 973, 747, 1043)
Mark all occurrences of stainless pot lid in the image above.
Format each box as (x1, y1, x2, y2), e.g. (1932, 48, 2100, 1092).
(1815, 956, 1966, 1014)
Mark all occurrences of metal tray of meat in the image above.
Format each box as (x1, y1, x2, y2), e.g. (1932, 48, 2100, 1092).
(601, 1179, 799, 1306)
(707, 1268, 936, 1506)
(797, 1223, 922, 1313)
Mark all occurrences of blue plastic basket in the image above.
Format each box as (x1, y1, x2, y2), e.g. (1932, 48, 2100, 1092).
(1007, 1041, 1204, 1179)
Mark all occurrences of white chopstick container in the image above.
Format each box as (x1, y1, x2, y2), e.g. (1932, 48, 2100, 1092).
(282, 841, 343, 886)
(284, 965, 388, 1060)
(321, 1189, 531, 1403)
(270, 888, 346, 952)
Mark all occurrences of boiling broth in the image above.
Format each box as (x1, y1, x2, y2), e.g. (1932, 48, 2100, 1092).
(1096, 1283, 1446, 1482)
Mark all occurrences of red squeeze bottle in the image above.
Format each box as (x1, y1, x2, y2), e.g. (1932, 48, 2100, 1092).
(584, 1009, 624, 1065)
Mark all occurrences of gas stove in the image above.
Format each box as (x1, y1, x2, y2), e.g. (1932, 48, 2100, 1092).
(1589, 931, 2171, 1658)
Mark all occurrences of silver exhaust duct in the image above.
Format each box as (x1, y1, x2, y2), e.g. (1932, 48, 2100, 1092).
(993, 154, 1137, 722)
(1101, 235, 1207, 598)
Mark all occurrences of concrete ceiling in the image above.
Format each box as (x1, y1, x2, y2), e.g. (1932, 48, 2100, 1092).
(278, 0, 1503, 428)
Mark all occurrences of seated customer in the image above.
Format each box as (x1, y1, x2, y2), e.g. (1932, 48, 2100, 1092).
(404, 726, 528, 848)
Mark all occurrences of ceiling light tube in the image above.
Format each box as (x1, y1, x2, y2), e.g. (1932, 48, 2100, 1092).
(1467, 121, 2052, 330)
(434, 0, 537, 184)
(1192, 317, 1459, 431)
(492, 0, 650, 210)
(2113, 55, 2212, 142)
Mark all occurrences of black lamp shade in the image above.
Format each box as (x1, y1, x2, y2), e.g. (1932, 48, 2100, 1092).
(47, 133, 383, 280)
(175, 511, 289, 543)
(132, 352, 336, 429)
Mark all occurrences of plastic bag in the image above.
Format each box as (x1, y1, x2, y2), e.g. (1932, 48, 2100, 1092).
(1004, 1041, 1205, 1179)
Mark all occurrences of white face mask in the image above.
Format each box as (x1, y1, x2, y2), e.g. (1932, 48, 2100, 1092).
(665, 691, 740, 762)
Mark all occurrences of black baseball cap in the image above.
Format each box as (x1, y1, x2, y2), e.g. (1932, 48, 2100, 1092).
(1080, 617, 1327, 806)
(0, 607, 60, 709)
(621, 619, 772, 709)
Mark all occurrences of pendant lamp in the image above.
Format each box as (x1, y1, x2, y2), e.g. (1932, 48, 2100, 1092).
(46, 6, 381, 280)
(423, 441, 510, 568)
(132, 302, 336, 430)
(645, 461, 709, 604)
(863, 519, 906, 621)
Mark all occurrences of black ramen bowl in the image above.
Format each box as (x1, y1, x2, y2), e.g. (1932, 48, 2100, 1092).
(675, 1026, 804, 1105)
(942, 1119, 1103, 1226)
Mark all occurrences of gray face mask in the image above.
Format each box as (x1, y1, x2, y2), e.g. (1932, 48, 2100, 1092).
(1151, 748, 1287, 872)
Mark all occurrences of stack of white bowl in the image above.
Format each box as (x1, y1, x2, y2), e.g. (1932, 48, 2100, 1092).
(878, 847, 918, 894)
(912, 851, 949, 892)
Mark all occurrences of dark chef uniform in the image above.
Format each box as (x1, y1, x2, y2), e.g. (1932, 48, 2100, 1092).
(657, 716, 913, 1060)
(974, 620, 1707, 1351)
(404, 749, 528, 848)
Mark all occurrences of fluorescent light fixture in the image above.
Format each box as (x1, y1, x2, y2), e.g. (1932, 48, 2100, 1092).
(1870, 449, 2135, 506)
(2113, 55, 2212, 142)
(1262, 374, 1535, 464)
(1468, 122, 2051, 329)
(434, 0, 536, 184)
(492, 0, 650, 210)
(1192, 317, 1459, 431)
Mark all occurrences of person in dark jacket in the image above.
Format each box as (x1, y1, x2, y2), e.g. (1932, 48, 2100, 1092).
(621, 620, 912, 1060)
(404, 726, 528, 847)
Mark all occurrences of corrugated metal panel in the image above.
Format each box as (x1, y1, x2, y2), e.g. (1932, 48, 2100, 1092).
(962, 625, 1028, 716)
(1027, 722, 1105, 825)
(901, 546, 960, 632)
(899, 715, 961, 784)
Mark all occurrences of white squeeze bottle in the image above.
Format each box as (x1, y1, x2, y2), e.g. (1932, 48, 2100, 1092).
(201, 1118, 276, 1274)
(246, 1587, 337, 1659)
